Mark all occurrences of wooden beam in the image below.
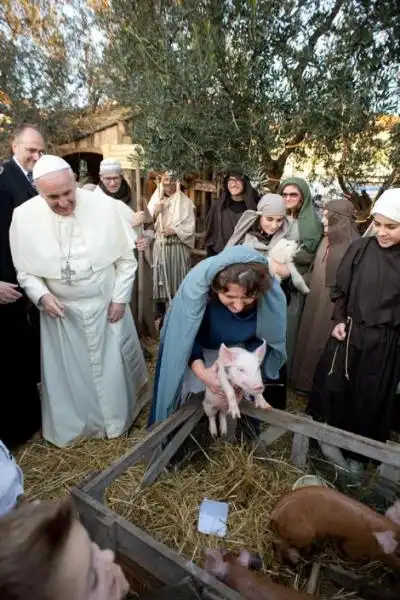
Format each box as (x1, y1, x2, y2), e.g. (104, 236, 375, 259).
(239, 405, 400, 467)
(142, 407, 203, 486)
(258, 425, 287, 446)
(136, 167, 144, 331)
(71, 488, 245, 600)
(322, 564, 399, 600)
(377, 441, 400, 483)
(291, 413, 312, 470)
(291, 431, 310, 470)
(81, 400, 201, 498)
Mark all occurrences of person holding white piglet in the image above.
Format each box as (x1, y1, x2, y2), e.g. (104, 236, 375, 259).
(148, 246, 287, 441)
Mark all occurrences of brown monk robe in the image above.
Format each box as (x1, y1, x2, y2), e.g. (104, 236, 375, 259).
(291, 199, 359, 394)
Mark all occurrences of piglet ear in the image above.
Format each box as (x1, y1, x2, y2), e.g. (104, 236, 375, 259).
(385, 501, 400, 525)
(204, 549, 228, 579)
(219, 344, 235, 366)
(374, 530, 398, 555)
(254, 340, 267, 364)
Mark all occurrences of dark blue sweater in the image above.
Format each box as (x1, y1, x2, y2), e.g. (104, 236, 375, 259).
(189, 297, 262, 364)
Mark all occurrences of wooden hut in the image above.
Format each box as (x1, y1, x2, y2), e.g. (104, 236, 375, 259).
(56, 106, 216, 256)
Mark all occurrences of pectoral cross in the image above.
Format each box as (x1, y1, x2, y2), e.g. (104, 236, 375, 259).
(61, 261, 76, 284)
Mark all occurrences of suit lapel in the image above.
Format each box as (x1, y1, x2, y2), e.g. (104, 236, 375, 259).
(8, 159, 36, 204)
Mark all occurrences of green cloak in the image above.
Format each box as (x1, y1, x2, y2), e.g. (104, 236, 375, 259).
(278, 177, 323, 254)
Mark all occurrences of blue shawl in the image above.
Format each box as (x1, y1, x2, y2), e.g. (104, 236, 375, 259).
(148, 246, 287, 425)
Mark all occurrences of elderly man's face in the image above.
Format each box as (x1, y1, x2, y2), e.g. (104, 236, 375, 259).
(100, 172, 122, 194)
(162, 176, 177, 197)
(12, 128, 45, 172)
(36, 169, 77, 216)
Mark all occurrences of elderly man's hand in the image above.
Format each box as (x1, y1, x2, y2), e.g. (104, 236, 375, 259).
(40, 294, 64, 318)
(131, 211, 145, 227)
(0, 281, 22, 304)
(108, 302, 126, 323)
(154, 201, 166, 216)
(136, 235, 151, 251)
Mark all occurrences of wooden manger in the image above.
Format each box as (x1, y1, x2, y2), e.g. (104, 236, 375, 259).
(71, 398, 400, 600)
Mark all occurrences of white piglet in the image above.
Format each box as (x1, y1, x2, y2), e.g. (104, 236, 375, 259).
(202, 340, 271, 437)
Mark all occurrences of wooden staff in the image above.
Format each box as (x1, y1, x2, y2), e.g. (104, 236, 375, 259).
(136, 167, 144, 332)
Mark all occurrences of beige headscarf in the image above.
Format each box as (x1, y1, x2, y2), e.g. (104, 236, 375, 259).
(226, 193, 288, 249)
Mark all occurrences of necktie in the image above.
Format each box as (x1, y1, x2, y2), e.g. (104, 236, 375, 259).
(27, 171, 36, 189)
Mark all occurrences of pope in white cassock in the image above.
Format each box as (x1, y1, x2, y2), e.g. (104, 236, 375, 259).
(9, 155, 148, 447)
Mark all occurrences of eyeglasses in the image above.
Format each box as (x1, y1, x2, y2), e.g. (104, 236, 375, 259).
(228, 177, 243, 184)
(102, 176, 121, 182)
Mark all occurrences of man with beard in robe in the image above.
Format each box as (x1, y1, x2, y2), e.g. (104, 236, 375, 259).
(10, 155, 148, 448)
(307, 188, 400, 476)
(147, 173, 196, 329)
(0, 124, 45, 448)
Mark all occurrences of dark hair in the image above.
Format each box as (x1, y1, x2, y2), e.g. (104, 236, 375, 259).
(0, 499, 76, 600)
(211, 262, 272, 298)
(12, 123, 43, 142)
(283, 183, 304, 219)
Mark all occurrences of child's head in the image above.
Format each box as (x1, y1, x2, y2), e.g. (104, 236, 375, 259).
(0, 499, 129, 600)
(256, 194, 286, 236)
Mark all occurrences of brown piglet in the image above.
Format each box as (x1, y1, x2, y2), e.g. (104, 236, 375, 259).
(204, 548, 320, 600)
(270, 486, 400, 569)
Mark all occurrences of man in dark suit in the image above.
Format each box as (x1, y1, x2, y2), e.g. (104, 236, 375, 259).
(0, 124, 45, 448)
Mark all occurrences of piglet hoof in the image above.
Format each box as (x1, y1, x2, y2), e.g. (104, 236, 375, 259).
(228, 405, 241, 420)
(219, 416, 228, 437)
(255, 395, 271, 410)
(208, 418, 218, 438)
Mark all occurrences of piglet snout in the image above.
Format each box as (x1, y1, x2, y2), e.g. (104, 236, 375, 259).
(253, 385, 264, 393)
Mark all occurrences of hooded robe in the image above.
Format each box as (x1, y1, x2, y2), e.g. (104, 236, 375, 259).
(277, 177, 323, 378)
(291, 199, 359, 393)
(204, 170, 259, 256)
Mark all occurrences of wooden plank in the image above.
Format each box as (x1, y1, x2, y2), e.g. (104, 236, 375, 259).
(82, 400, 201, 498)
(239, 405, 400, 467)
(291, 431, 310, 470)
(194, 181, 217, 193)
(116, 551, 163, 594)
(322, 564, 399, 600)
(139, 577, 202, 600)
(96, 515, 117, 552)
(378, 441, 400, 483)
(258, 425, 286, 446)
(142, 407, 203, 486)
(71, 488, 245, 600)
(136, 167, 144, 332)
(292, 413, 311, 470)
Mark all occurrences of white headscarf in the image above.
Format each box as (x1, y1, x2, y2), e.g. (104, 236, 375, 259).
(371, 188, 400, 224)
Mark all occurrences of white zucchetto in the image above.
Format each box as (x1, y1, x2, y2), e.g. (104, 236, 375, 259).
(32, 155, 72, 181)
(99, 159, 122, 175)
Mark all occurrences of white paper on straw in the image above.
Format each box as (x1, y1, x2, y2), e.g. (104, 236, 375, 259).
(197, 498, 229, 538)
